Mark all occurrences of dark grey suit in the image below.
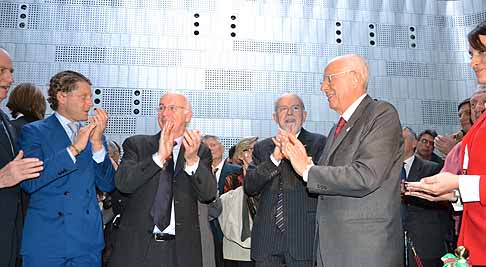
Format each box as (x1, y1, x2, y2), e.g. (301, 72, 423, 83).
(307, 96, 403, 267)
(404, 156, 452, 267)
(0, 110, 21, 267)
(109, 133, 217, 267)
(245, 128, 326, 266)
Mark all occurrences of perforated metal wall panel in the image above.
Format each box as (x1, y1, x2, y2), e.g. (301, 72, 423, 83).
(1, 0, 485, 152)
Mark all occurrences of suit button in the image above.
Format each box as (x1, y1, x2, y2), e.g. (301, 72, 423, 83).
(64, 191, 70, 196)
(86, 210, 90, 215)
(58, 212, 64, 217)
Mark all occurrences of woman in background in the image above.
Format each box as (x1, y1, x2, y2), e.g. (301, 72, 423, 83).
(6, 82, 46, 138)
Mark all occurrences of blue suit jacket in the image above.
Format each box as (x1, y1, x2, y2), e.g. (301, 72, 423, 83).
(18, 115, 115, 258)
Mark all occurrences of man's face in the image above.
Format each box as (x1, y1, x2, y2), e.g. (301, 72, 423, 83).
(416, 133, 435, 158)
(402, 129, 417, 157)
(157, 93, 192, 137)
(470, 92, 486, 123)
(470, 35, 486, 84)
(272, 95, 307, 134)
(203, 137, 224, 162)
(0, 50, 14, 102)
(458, 102, 472, 132)
(320, 61, 356, 115)
(57, 81, 93, 122)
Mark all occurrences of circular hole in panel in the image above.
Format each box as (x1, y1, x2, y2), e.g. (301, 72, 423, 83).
(336, 21, 341, 27)
(194, 22, 199, 27)
(369, 24, 374, 29)
(134, 99, 140, 105)
(133, 109, 140, 115)
(194, 13, 199, 18)
(19, 22, 25, 28)
(231, 32, 236, 37)
(370, 40, 375, 46)
(231, 15, 236, 20)
(20, 13, 26, 19)
(336, 38, 342, 44)
(410, 26, 415, 32)
(21, 4, 27, 10)
(95, 89, 101, 95)
(94, 98, 101, 104)
(369, 32, 375, 37)
(231, 24, 236, 29)
(336, 30, 341, 35)
(194, 30, 200, 35)
(134, 90, 140, 96)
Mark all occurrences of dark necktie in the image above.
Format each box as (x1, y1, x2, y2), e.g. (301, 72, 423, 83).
(213, 167, 219, 176)
(400, 163, 407, 181)
(334, 117, 346, 139)
(0, 118, 14, 158)
(151, 156, 175, 230)
(275, 177, 285, 232)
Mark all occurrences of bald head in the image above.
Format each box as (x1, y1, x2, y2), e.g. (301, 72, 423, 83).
(0, 48, 14, 102)
(320, 54, 369, 115)
(157, 91, 193, 137)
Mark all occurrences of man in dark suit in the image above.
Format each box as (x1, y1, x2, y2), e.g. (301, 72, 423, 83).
(202, 134, 241, 267)
(402, 127, 452, 267)
(282, 54, 403, 266)
(244, 93, 326, 267)
(18, 70, 115, 267)
(109, 92, 217, 267)
(0, 48, 43, 267)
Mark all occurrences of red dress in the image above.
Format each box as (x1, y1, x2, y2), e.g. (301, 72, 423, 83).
(458, 111, 486, 265)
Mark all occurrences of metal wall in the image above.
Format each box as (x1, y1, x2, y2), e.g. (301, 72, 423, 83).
(1, 0, 484, 149)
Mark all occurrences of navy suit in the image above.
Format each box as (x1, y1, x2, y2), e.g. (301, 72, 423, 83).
(0, 109, 22, 267)
(18, 114, 114, 264)
(245, 128, 326, 266)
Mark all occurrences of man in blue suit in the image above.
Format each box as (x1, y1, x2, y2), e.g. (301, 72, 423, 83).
(18, 70, 115, 267)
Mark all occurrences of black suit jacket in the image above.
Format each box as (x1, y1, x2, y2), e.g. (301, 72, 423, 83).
(10, 115, 37, 139)
(109, 133, 216, 267)
(0, 109, 21, 267)
(404, 156, 452, 259)
(244, 128, 326, 261)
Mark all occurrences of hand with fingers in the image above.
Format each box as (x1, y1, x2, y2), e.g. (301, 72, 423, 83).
(281, 130, 311, 176)
(404, 172, 460, 202)
(272, 130, 288, 161)
(183, 129, 202, 166)
(158, 121, 175, 163)
(89, 108, 109, 152)
(0, 150, 44, 188)
(71, 123, 96, 156)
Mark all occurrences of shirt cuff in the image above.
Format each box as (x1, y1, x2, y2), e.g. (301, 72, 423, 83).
(152, 153, 165, 168)
(66, 148, 76, 163)
(302, 162, 314, 183)
(92, 147, 107, 163)
(451, 190, 463, 211)
(270, 154, 281, 167)
(185, 159, 199, 175)
(458, 175, 481, 202)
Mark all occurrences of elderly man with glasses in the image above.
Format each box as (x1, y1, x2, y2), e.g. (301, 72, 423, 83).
(279, 54, 403, 267)
(109, 91, 216, 267)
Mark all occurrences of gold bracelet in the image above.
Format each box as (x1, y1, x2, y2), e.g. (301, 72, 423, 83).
(70, 145, 81, 155)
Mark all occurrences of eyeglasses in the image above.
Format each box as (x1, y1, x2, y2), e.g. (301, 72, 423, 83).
(0, 67, 13, 75)
(469, 50, 486, 59)
(276, 105, 303, 114)
(322, 70, 354, 85)
(419, 139, 434, 146)
(156, 105, 186, 113)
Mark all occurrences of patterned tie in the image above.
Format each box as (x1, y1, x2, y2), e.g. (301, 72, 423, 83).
(67, 122, 79, 143)
(334, 117, 346, 139)
(275, 178, 285, 232)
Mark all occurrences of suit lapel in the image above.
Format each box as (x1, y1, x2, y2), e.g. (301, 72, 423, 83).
(0, 110, 15, 157)
(325, 95, 373, 163)
(407, 157, 423, 182)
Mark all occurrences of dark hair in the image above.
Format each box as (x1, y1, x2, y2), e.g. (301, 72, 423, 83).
(468, 22, 486, 51)
(228, 145, 236, 160)
(47, 70, 91, 110)
(6, 83, 46, 120)
(418, 129, 438, 140)
(458, 98, 471, 112)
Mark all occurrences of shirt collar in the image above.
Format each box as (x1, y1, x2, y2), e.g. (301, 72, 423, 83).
(341, 93, 367, 122)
